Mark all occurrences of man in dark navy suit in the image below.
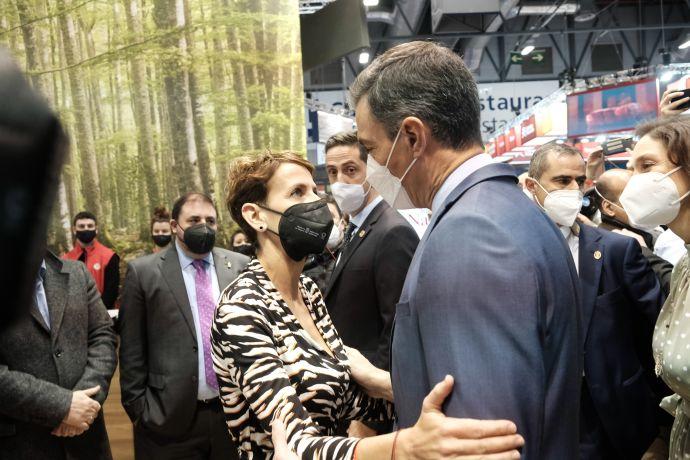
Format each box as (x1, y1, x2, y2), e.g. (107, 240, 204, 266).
(351, 41, 581, 459)
(526, 142, 667, 460)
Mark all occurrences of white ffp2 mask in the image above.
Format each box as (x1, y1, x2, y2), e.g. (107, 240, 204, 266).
(620, 166, 690, 228)
(365, 128, 417, 210)
(530, 178, 583, 228)
(330, 181, 369, 215)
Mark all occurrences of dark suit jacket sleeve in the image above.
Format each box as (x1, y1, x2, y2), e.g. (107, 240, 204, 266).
(622, 239, 665, 326)
(0, 365, 73, 428)
(641, 246, 673, 298)
(73, 262, 118, 405)
(373, 223, 418, 369)
(102, 253, 120, 309)
(412, 214, 546, 433)
(118, 262, 148, 422)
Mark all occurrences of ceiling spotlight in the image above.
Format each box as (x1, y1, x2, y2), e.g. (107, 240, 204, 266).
(358, 51, 370, 65)
(521, 45, 535, 56)
(363, 0, 379, 6)
(575, 11, 597, 23)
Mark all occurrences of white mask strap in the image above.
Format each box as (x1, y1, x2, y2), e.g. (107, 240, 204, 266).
(385, 128, 404, 168)
(594, 186, 625, 211)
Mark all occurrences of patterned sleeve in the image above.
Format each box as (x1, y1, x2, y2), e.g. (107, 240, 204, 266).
(212, 292, 359, 460)
(338, 379, 394, 425)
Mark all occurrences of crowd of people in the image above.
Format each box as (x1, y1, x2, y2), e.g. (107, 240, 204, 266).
(4, 39, 690, 460)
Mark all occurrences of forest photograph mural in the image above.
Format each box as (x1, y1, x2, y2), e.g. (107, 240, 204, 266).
(0, 0, 306, 254)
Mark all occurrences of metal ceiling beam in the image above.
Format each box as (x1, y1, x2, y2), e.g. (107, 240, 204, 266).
(370, 23, 690, 43)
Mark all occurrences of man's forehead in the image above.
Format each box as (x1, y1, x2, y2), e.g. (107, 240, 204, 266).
(75, 219, 95, 226)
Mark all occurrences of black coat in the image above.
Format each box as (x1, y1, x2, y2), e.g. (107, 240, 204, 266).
(324, 200, 418, 370)
(578, 224, 668, 459)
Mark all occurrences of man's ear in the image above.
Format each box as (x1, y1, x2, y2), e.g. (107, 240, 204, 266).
(600, 200, 616, 218)
(524, 177, 537, 195)
(401, 117, 427, 160)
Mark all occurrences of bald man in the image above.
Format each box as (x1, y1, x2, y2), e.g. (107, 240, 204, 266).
(595, 169, 673, 295)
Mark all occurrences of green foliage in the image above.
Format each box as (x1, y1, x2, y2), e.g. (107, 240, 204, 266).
(2, 0, 305, 250)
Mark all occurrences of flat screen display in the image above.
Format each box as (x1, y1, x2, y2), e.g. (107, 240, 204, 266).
(567, 79, 659, 137)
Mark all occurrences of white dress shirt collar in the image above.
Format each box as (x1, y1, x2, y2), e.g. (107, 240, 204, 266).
(175, 240, 215, 269)
(350, 196, 383, 229)
(431, 153, 494, 213)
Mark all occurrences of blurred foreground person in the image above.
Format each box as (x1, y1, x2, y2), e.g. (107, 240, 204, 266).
(0, 251, 117, 459)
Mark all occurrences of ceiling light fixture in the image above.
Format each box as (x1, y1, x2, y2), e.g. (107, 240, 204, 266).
(521, 45, 535, 56)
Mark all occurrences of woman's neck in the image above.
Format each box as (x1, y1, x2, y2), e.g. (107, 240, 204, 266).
(257, 240, 304, 301)
(670, 203, 690, 244)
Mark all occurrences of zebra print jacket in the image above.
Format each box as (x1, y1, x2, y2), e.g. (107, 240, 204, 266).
(211, 259, 393, 459)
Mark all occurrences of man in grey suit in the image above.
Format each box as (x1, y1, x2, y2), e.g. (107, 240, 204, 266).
(351, 41, 582, 459)
(119, 192, 249, 460)
(0, 251, 117, 459)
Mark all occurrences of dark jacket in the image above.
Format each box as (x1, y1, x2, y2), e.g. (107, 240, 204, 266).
(118, 245, 248, 438)
(0, 252, 117, 460)
(324, 200, 418, 370)
(578, 224, 668, 459)
(391, 164, 582, 460)
(599, 219, 673, 297)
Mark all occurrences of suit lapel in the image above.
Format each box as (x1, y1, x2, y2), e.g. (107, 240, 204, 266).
(161, 246, 198, 343)
(43, 258, 69, 343)
(578, 225, 603, 342)
(325, 201, 386, 298)
(212, 249, 236, 293)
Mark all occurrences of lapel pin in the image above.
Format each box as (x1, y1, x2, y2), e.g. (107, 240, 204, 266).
(594, 250, 602, 260)
(226, 261, 232, 269)
(358, 230, 366, 238)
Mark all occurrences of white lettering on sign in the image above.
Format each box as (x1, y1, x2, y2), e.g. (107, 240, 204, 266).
(478, 81, 559, 140)
(521, 123, 535, 138)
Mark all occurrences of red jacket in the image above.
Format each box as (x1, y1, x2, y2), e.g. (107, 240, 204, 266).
(63, 240, 119, 308)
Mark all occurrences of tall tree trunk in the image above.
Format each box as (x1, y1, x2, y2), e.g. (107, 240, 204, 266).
(124, 0, 161, 209)
(203, 0, 230, 200)
(15, 0, 49, 97)
(56, 0, 103, 219)
(222, 0, 254, 153)
(183, 0, 213, 197)
(153, 0, 201, 194)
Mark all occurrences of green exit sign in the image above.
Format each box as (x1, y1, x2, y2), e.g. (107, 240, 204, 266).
(510, 49, 546, 65)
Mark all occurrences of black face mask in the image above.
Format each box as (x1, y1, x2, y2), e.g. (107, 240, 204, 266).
(75, 230, 96, 244)
(179, 223, 216, 255)
(152, 234, 172, 248)
(260, 199, 334, 262)
(232, 243, 254, 257)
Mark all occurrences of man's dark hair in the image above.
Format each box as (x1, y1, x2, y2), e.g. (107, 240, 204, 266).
(528, 142, 583, 180)
(349, 41, 483, 150)
(73, 211, 97, 226)
(325, 130, 366, 162)
(172, 192, 215, 221)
